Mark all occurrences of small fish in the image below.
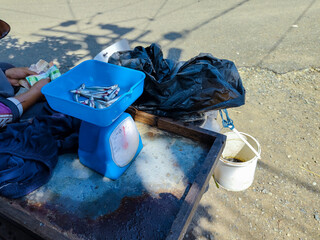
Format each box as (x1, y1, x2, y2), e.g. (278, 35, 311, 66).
(105, 96, 120, 105)
(79, 99, 89, 105)
(76, 89, 102, 94)
(71, 84, 121, 108)
(85, 84, 118, 91)
(70, 90, 104, 99)
(94, 100, 106, 109)
(95, 99, 110, 107)
(89, 96, 95, 108)
(103, 87, 120, 101)
(73, 93, 80, 102)
(78, 83, 86, 90)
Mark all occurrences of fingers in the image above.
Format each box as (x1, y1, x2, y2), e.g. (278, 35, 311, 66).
(24, 69, 37, 76)
(8, 78, 20, 87)
(19, 79, 31, 89)
(40, 77, 51, 84)
(33, 77, 51, 88)
(5, 67, 37, 79)
(41, 77, 51, 81)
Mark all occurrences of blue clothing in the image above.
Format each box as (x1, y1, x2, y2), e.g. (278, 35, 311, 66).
(0, 62, 48, 123)
(0, 62, 80, 199)
(0, 62, 15, 98)
(0, 62, 21, 121)
(0, 104, 80, 198)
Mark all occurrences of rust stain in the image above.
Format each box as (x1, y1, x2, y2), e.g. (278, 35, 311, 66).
(17, 193, 182, 240)
(146, 131, 156, 138)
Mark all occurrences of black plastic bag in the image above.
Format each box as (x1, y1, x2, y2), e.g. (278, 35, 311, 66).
(109, 43, 245, 120)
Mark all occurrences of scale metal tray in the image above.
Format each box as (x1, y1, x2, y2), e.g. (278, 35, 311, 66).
(0, 109, 225, 240)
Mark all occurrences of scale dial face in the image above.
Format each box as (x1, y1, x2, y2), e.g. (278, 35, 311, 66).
(109, 117, 140, 167)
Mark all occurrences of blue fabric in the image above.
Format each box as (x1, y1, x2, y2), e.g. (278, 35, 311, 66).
(0, 96, 20, 121)
(0, 62, 15, 98)
(0, 62, 21, 120)
(0, 62, 48, 123)
(0, 105, 80, 198)
(0, 62, 80, 199)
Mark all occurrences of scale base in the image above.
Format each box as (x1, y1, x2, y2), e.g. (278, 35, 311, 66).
(78, 113, 143, 180)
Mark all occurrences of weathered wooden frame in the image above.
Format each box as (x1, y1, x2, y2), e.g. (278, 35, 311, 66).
(0, 109, 225, 240)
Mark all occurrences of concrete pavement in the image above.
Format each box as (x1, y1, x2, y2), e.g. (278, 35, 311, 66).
(1, 0, 319, 73)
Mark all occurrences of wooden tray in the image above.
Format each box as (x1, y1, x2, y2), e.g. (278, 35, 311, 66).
(0, 109, 225, 240)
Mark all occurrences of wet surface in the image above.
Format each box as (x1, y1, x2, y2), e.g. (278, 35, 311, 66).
(15, 122, 211, 239)
(223, 157, 245, 163)
(19, 193, 181, 240)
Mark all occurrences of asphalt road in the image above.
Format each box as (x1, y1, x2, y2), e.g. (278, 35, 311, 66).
(1, 0, 319, 72)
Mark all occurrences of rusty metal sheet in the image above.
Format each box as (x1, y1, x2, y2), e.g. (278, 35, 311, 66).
(8, 121, 214, 240)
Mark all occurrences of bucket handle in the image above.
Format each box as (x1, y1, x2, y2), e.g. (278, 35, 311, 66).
(219, 109, 261, 159)
(231, 128, 261, 159)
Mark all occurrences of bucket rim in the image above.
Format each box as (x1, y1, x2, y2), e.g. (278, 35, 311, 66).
(219, 131, 261, 166)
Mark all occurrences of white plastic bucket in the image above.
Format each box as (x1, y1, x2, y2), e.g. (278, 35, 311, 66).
(213, 131, 261, 191)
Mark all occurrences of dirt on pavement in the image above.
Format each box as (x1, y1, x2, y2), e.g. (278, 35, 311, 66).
(185, 67, 320, 240)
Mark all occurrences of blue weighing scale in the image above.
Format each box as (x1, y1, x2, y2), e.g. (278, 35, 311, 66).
(78, 113, 143, 179)
(42, 60, 145, 180)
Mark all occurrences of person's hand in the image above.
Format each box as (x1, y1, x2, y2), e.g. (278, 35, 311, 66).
(5, 67, 37, 86)
(30, 77, 51, 101)
(13, 77, 51, 112)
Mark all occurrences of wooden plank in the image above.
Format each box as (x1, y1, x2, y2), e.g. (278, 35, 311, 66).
(0, 212, 43, 240)
(128, 108, 226, 240)
(127, 107, 218, 143)
(166, 135, 226, 240)
(126, 107, 158, 126)
(0, 198, 70, 240)
(0, 109, 226, 240)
